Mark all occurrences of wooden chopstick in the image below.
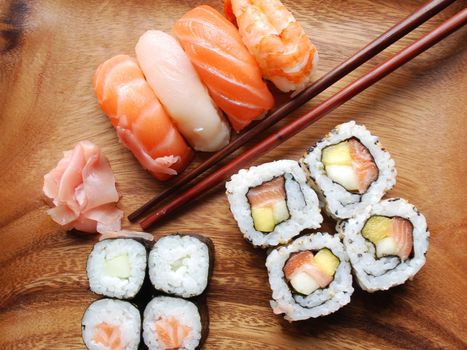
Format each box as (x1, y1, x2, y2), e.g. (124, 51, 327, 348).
(139, 8, 467, 230)
(128, 0, 456, 223)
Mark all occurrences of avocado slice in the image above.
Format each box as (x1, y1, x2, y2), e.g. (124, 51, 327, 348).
(362, 216, 392, 243)
(251, 206, 275, 232)
(322, 141, 352, 166)
(314, 248, 339, 276)
(104, 254, 130, 279)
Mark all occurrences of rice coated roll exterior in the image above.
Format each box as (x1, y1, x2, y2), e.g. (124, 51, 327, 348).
(266, 233, 353, 321)
(339, 198, 429, 292)
(226, 160, 322, 247)
(300, 121, 396, 219)
(148, 234, 213, 298)
(143, 296, 206, 350)
(87, 238, 147, 299)
(82, 298, 141, 350)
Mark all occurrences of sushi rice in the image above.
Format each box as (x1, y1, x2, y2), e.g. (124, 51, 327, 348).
(82, 298, 141, 350)
(87, 238, 147, 299)
(148, 234, 211, 298)
(301, 121, 397, 219)
(143, 296, 202, 350)
(226, 160, 322, 247)
(338, 198, 429, 292)
(266, 233, 354, 321)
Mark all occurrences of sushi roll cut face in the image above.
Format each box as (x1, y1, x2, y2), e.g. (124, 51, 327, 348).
(340, 198, 429, 292)
(362, 215, 413, 261)
(301, 121, 396, 219)
(321, 138, 378, 194)
(247, 176, 290, 233)
(283, 249, 339, 295)
(226, 160, 322, 247)
(148, 235, 211, 298)
(87, 239, 147, 299)
(266, 233, 353, 321)
(143, 296, 203, 350)
(82, 298, 141, 350)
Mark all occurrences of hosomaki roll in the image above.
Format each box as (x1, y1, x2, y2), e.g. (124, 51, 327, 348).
(226, 160, 322, 248)
(87, 238, 147, 299)
(266, 233, 353, 321)
(143, 296, 208, 350)
(148, 234, 214, 298)
(82, 298, 141, 350)
(338, 198, 429, 292)
(300, 121, 396, 219)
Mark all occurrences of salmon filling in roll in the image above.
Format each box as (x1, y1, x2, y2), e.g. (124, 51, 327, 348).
(266, 233, 354, 321)
(143, 296, 206, 350)
(82, 299, 141, 350)
(340, 198, 429, 292)
(362, 216, 413, 261)
(247, 176, 290, 233)
(283, 249, 339, 295)
(321, 138, 378, 194)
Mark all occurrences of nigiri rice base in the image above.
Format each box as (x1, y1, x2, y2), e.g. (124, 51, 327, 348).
(148, 235, 210, 298)
(143, 296, 202, 350)
(266, 233, 354, 321)
(82, 298, 141, 350)
(338, 198, 429, 292)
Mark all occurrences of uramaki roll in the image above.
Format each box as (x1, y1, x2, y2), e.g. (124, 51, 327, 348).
(338, 198, 429, 292)
(266, 233, 353, 321)
(226, 160, 322, 248)
(301, 121, 396, 219)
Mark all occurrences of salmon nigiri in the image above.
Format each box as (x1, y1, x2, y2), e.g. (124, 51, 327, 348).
(93, 54, 193, 181)
(173, 5, 274, 132)
(135, 30, 231, 152)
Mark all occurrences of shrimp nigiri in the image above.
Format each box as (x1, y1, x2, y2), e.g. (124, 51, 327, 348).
(173, 5, 274, 132)
(135, 30, 231, 152)
(93, 55, 193, 181)
(225, 0, 319, 94)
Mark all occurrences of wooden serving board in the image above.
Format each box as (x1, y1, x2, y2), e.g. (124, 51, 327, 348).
(1, 0, 466, 349)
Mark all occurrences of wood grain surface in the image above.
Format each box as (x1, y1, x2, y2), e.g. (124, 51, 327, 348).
(1, 0, 466, 349)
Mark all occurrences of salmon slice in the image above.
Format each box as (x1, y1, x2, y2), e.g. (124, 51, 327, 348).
(154, 317, 191, 349)
(93, 322, 124, 350)
(173, 5, 274, 132)
(348, 139, 378, 193)
(247, 176, 286, 208)
(283, 251, 332, 288)
(93, 55, 193, 181)
(392, 217, 413, 261)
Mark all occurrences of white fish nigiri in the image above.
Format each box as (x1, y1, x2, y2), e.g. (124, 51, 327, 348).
(135, 30, 230, 152)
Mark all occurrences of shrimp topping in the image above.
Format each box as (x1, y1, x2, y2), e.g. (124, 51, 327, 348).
(225, 0, 318, 93)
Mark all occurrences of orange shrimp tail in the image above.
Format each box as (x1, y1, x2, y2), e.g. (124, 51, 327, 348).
(224, 0, 236, 24)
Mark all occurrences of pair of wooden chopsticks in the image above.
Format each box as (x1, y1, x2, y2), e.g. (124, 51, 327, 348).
(130, 0, 466, 230)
